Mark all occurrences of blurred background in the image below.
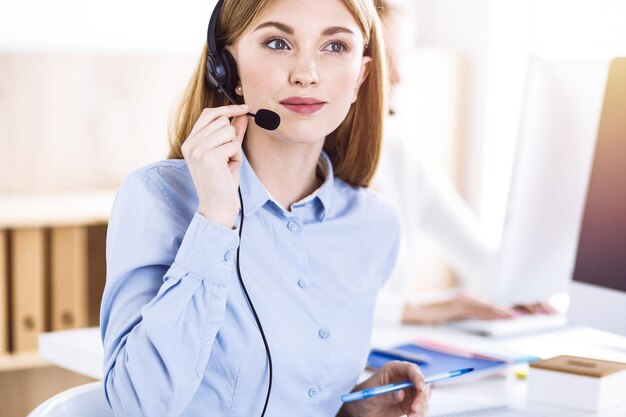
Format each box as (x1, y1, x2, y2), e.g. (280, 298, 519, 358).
(1, 0, 626, 415)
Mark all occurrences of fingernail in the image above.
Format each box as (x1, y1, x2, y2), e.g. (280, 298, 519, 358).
(240, 104, 250, 109)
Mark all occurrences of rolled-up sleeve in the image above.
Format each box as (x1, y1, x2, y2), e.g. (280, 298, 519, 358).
(100, 169, 239, 417)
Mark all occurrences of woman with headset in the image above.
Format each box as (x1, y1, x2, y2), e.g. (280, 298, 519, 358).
(100, 0, 429, 416)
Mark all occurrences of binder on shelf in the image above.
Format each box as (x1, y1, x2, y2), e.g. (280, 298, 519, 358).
(86, 224, 107, 327)
(11, 228, 47, 352)
(368, 339, 509, 382)
(51, 226, 89, 330)
(0, 230, 8, 355)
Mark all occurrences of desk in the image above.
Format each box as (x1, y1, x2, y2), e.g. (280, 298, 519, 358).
(39, 325, 626, 417)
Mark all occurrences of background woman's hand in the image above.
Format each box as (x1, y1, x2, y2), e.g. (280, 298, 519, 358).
(338, 361, 430, 417)
(181, 104, 250, 228)
(402, 293, 516, 325)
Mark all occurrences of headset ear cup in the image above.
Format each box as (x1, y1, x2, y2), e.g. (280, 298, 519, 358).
(205, 50, 240, 104)
(205, 54, 224, 90)
(221, 49, 240, 98)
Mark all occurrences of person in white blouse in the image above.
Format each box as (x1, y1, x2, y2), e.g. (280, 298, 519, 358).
(372, 0, 554, 326)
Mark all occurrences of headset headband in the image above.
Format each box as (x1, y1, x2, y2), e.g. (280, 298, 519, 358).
(207, 0, 224, 55)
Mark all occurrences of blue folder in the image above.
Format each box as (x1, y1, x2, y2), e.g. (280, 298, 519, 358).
(367, 343, 508, 378)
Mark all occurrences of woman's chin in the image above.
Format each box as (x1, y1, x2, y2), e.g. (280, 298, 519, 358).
(274, 124, 333, 146)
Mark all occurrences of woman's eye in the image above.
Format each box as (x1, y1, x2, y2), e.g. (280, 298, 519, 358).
(265, 39, 290, 51)
(324, 42, 347, 53)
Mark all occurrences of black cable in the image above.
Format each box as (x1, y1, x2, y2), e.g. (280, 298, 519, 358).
(236, 186, 273, 417)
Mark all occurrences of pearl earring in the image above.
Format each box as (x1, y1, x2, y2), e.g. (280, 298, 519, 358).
(235, 85, 243, 94)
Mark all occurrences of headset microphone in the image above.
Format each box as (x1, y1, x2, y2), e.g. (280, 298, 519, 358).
(219, 87, 281, 131)
(249, 109, 281, 131)
(205, 0, 281, 131)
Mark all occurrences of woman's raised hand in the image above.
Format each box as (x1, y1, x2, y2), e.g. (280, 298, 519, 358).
(181, 104, 250, 229)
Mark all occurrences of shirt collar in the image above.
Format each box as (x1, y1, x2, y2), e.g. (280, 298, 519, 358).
(239, 151, 335, 221)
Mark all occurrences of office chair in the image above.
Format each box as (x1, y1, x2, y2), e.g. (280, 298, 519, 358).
(27, 381, 113, 417)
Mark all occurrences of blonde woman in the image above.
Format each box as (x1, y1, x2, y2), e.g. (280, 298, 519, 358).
(100, 0, 429, 416)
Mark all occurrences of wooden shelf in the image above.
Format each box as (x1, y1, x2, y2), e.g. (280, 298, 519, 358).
(0, 190, 111, 366)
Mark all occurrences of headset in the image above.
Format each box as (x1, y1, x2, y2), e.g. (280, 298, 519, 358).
(205, 0, 280, 131)
(205, 1, 274, 416)
(205, 0, 239, 104)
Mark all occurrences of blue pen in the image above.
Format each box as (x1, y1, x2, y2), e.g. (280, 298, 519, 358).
(341, 367, 474, 403)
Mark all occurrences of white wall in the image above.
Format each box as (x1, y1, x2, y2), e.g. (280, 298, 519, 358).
(412, 0, 491, 217)
(0, 0, 214, 54)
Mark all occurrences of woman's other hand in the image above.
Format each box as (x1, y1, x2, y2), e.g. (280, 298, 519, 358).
(338, 361, 430, 417)
(181, 105, 250, 228)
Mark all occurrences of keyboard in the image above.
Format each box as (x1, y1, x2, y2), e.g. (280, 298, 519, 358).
(446, 314, 568, 337)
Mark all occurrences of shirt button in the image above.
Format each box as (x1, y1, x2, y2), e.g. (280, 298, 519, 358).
(297, 279, 309, 288)
(319, 328, 330, 339)
(308, 387, 319, 397)
(287, 221, 299, 231)
(224, 251, 234, 262)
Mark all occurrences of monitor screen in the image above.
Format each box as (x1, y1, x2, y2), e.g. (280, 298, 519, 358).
(572, 57, 626, 293)
(568, 57, 626, 337)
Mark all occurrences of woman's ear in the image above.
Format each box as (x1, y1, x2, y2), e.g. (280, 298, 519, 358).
(351, 56, 372, 103)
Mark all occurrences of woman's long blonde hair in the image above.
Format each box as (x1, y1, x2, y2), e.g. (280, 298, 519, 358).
(168, 0, 386, 188)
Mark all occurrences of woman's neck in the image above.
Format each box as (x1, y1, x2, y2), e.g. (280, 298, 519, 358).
(243, 130, 325, 211)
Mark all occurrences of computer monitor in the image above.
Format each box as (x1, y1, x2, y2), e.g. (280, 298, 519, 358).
(490, 57, 609, 305)
(568, 58, 626, 336)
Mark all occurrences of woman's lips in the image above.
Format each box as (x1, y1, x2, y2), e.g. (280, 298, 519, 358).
(280, 97, 326, 115)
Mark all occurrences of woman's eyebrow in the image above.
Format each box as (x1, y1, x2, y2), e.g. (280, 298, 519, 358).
(253, 21, 294, 35)
(253, 22, 356, 38)
(322, 26, 356, 37)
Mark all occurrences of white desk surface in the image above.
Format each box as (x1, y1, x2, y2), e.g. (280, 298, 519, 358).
(39, 324, 626, 417)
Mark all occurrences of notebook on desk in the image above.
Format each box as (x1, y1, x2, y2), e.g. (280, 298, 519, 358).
(367, 341, 509, 382)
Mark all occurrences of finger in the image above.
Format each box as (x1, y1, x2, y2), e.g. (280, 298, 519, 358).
(183, 125, 237, 160)
(540, 302, 559, 314)
(211, 140, 243, 165)
(387, 361, 425, 392)
(466, 305, 514, 320)
(189, 105, 250, 137)
(375, 384, 406, 405)
(201, 124, 237, 149)
(392, 389, 404, 403)
(462, 298, 516, 319)
(193, 116, 230, 139)
(376, 361, 423, 406)
(425, 385, 432, 399)
(231, 114, 249, 143)
(528, 302, 557, 314)
(407, 382, 429, 417)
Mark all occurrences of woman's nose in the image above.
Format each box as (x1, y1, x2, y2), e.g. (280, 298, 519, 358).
(289, 54, 320, 87)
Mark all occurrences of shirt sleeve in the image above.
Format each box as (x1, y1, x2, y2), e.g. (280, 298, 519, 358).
(100, 169, 240, 417)
(415, 161, 498, 292)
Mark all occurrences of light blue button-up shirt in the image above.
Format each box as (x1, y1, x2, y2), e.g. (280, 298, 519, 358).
(100, 151, 400, 417)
